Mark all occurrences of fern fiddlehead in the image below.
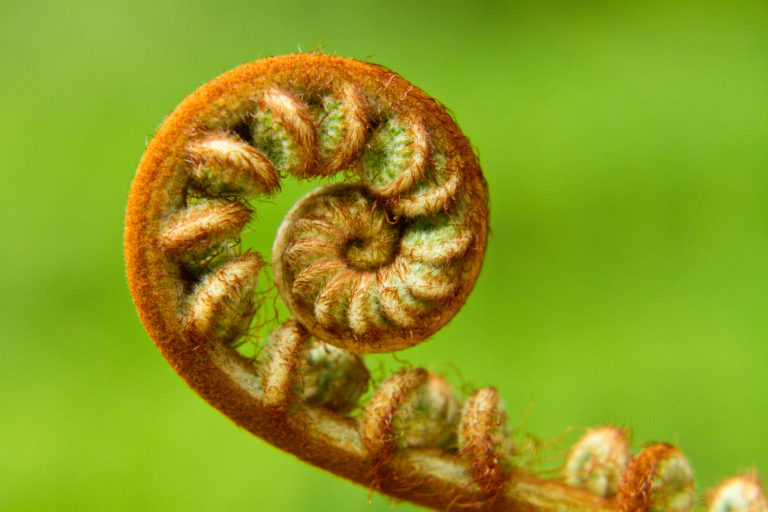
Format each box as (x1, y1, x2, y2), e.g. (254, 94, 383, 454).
(125, 54, 765, 511)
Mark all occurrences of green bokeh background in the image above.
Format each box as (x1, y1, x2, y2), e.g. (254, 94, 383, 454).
(2, 1, 766, 510)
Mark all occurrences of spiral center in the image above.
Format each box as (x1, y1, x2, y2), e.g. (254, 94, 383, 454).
(344, 230, 398, 271)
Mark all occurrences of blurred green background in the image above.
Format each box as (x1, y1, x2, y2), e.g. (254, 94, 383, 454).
(1, 1, 766, 510)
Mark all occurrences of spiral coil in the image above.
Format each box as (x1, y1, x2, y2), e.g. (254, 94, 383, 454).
(147, 56, 487, 355)
(125, 54, 764, 512)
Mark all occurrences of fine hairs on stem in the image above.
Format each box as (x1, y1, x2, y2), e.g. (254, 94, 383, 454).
(125, 54, 765, 511)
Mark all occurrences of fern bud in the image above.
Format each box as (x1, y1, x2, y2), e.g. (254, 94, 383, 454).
(619, 443, 695, 512)
(392, 373, 460, 448)
(297, 340, 370, 414)
(708, 475, 768, 512)
(565, 426, 630, 497)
